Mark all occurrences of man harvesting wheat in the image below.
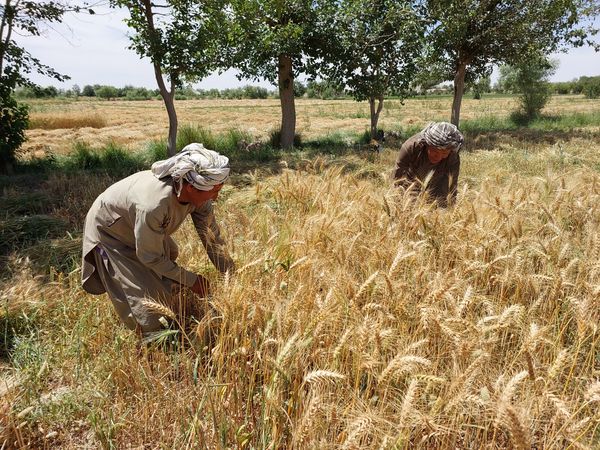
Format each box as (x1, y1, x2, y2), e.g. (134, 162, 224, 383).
(391, 122, 464, 207)
(81, 144, 234, 333)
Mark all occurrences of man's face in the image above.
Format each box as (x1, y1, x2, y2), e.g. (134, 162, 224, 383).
(427, 146, 452, 164)
(183, 183, 223, 208)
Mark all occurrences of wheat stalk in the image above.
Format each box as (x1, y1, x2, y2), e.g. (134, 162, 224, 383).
(140, 300, 176, 320)
(303, 369, 346, 386)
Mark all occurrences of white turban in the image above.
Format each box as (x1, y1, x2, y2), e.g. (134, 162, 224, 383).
(151, 143, 230, 194)
(421, 122, 464, 152)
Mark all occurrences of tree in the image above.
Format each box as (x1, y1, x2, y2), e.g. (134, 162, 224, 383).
(113, 0, 225, 155)
(82, 84, 95, 96)
(469, 75, 490, 99)
(499, 54, 557, 122)
(580, 76, 600, 99)
(319, 0, 424, 139)
(0, 0, 73, 173)
(227, 0, 332, 149)
(96, 85, 119, 100)
(293, 80, 306, 97)
(426, 0, 597, 126)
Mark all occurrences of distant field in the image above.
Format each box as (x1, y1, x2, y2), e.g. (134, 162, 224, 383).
(22, 94, 600, 157)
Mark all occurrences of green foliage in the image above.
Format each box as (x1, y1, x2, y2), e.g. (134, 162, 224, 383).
(317, 0, 424, 137)
(143, 140, 169, 164)
(13, 85, 59, 99)
(95, 85, 119, 100)
(82, 85, 96, 97)
(500, 55, 557, 122)
(0, 1, 88, 173)
(68, 141, 102, 170)
(304, 81, 345, 99)
(580, 76, 600, 99)
(469, 76, 491, 99)
(228, 0, 327, 83)
(177, 124, 251, 152)
(0, 90, 28, 172)
(111, 0, 229, 154)
(227, 0, 334, 147)
(113, 1, 222, 89)
(552, 81, 573, 95)
(100, 141, 144, 171)
(177, 124, 219, 151)
(425, 0, 596, 124)
(0, 1, 71, 89)
(293, 81, 307, 97)
(60, 141, 144, 173)
(320, 0, 424, 102)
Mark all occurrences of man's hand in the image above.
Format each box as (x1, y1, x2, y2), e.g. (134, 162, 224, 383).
(191, 274, 210, 297)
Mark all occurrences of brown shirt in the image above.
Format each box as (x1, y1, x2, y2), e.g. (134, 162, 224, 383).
(391, 133, 460, 207)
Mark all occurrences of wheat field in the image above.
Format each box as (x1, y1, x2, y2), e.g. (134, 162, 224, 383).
(21, 95, 600, 157)
(2, 96, 600, 448)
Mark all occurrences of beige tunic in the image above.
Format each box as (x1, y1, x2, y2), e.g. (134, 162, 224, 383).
(81, 170, 234, 331)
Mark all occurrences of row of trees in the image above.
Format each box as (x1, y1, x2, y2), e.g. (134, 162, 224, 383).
(549, 76, 600, 98)
(112, 0, 598, 154)
(13, 84, 269, 100)
(12, 80, 353, 100)
(20, 75, 600, 101)
(1, 0, 599, 170)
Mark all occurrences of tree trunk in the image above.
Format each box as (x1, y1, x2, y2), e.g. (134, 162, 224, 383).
(0, 0, 15, 81)
(278, 54, 296, 149)
(0, 158, 13, 175)
(141, 0, 178, 156)
(451, 59, 468, 126)
(163, 88, 178, 156)
(369, 95, 384, 139)
(152, 71, 178, 157)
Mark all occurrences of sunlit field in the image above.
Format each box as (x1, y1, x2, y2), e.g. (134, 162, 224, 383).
(21, 94, 600, 157)
(2, 94, 600, 448)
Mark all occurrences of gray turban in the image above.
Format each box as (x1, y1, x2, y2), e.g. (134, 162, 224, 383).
(421, 122, 464, 151)
(151, 143, 230, 195)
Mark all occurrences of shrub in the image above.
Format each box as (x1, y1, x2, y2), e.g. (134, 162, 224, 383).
(500, 54, 556, 123)
(67, 141, 101, 170)
(96, 86, 119, 100)
(581, 77, 600, 99)
(0, 91, 29, 174)
(218, 129, 254, 152)
(177, 124, 257, 155)
(243, 85, 269, 99)
(177, 124, 218, 151)
(99, 141, 143, 171)
(143, 140, 168, 164)
(82, 85, 95, 97)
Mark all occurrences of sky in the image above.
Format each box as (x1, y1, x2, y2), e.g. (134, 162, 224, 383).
(13, 4, 600, 91)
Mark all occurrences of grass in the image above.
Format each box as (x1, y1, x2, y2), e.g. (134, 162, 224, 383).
(1, 96, 600, 448)
(0, 215, 68, 254)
